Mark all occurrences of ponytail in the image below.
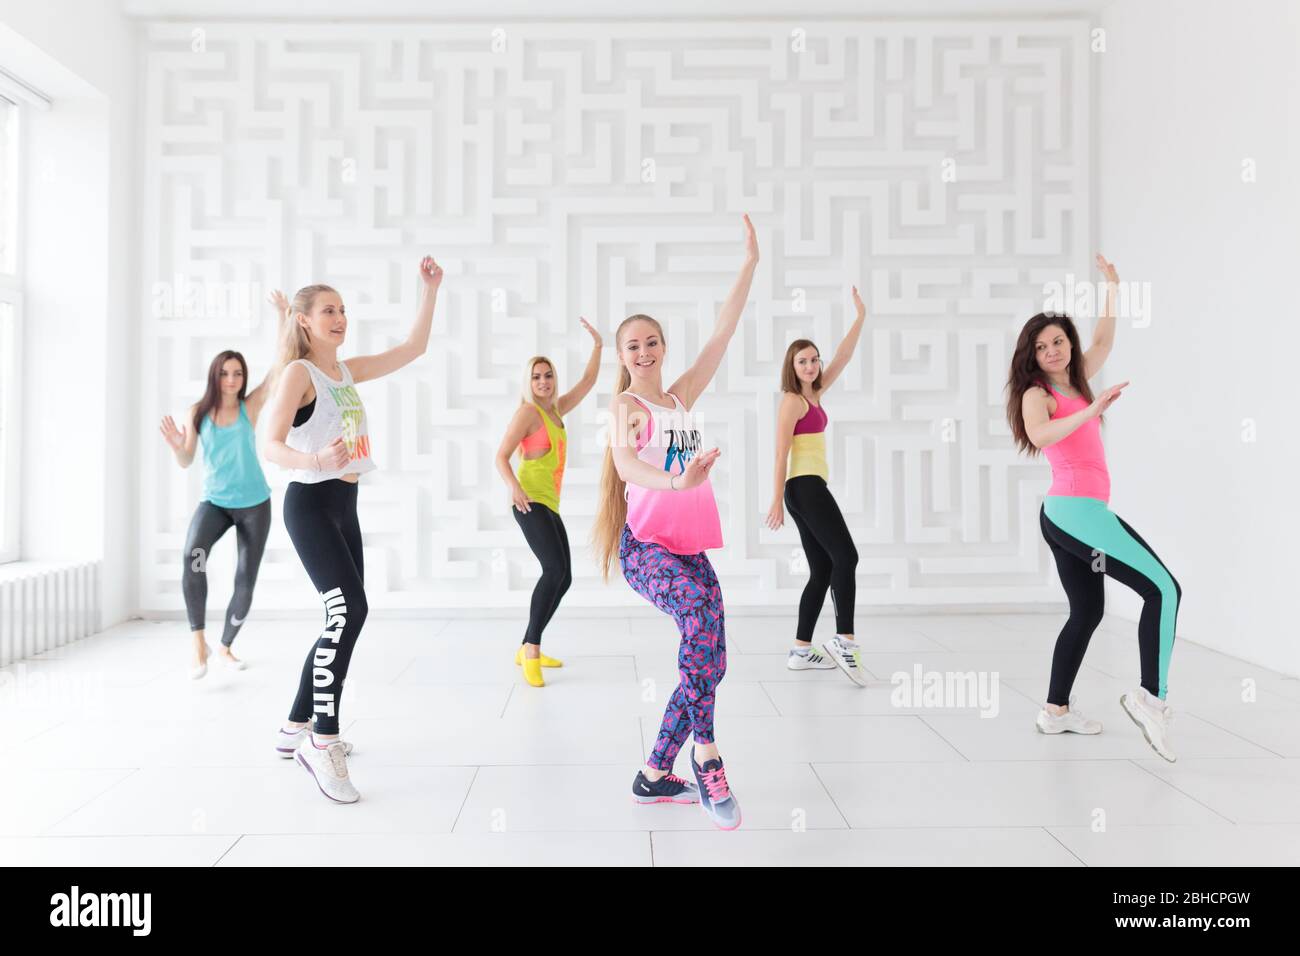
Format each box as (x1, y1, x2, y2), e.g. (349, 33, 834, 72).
(593, 363, 632, 579)
(592, 314, 663, 579)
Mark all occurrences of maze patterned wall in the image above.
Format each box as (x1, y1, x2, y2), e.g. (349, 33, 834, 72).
(139, 19, 1091, 613)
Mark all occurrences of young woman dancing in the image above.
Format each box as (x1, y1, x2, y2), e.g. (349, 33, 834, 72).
(765, 286, 867, 684)
(159, 336, 278, 679)
(259, 257, 443, 802)
(593, 214, 758, 830)
(493, 321, 603, 687)
(1007, 254, 1181, 762)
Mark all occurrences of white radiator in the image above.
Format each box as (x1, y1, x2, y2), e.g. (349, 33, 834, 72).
(0, 562, 101, 667)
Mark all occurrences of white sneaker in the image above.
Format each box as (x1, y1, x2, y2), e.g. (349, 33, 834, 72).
(190, 643, 212, 680)
(1036, 698, 1102, 735)
(821, 636, 868, 687)
(274, 725, 354, 759)
(218, 648, 248, 671)
(1121, 688, 1177, 762)
(294, 735, 360, 803)
(787, 647, 836, 671)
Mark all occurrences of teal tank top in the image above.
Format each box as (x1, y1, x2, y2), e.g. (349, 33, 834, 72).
(199, 401, 271, 509)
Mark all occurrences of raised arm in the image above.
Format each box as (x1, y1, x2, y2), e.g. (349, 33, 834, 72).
(1083, 254, 1118, 379)
(555, 318, 604, 417)
(669, 214, 759, 409)
(1022, 380, 1129, 450)
(257, 361, 350, 474)
(348, 256, 443, 385)
(609, 393, 719, 491)
(819, 285, 867, 391)
(245, 290, 291, 423)
(764, 392, 805, 530)
(159, 406, 200, 469)
(494, 404, 544, 513)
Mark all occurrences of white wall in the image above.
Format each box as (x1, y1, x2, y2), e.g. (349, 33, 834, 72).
(0, 1, 141, 627)
(1099, 0, 1300, 675)
(135, 19, 1092, 614)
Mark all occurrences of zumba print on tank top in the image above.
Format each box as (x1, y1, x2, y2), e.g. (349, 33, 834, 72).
(661, 425, 703, 474)
(622, 390, 722, 555)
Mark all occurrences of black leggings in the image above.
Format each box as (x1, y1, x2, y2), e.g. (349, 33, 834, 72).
(784, 476, 858, 643)
(181, 498, 271, 647)
(283, 479, 368, 736)
(512, 504, 572, 646)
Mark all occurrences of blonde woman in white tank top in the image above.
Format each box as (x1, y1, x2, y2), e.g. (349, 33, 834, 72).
(258, 257, 443, 804)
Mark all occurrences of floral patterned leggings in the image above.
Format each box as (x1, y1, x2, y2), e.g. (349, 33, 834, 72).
(619, 524, 727, 771)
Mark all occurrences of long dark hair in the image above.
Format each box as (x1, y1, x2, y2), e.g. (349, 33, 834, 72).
(1005, 313, 1095, 456)
(781, 338, 822, 394)
(192, 351, 249, 434)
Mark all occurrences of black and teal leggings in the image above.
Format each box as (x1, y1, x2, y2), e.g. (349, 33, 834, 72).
(1040, 496, 1181, 704)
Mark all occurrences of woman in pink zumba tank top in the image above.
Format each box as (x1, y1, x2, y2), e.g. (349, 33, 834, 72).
(1007, 254, 1182, 764)
(591, 214, 758, 831)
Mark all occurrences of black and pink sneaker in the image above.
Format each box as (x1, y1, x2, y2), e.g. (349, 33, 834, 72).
(632, 770, 699, 805)
(690, 747, 742, 830)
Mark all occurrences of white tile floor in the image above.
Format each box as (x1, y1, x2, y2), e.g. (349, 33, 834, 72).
(2, 609, 1298, 867)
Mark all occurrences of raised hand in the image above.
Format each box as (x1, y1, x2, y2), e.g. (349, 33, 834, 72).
(419, 255, 444, 291)
(1096, 253, 1119, 285)
(316, 436, 351, 472)
(267, 288, 290, 321)
(159, 415, 186, 451)
(676, 447, 721, 490)
(851, 284, 866, 320)
(580, 316, 602, 348)
(1089, 381, 1129, 417)
(741, 213, 759, 264)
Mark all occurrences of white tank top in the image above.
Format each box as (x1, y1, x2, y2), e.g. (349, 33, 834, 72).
(285, 359, 377, 484)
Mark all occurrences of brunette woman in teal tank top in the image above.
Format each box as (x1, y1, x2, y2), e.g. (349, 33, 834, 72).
(159, 305, 280, 678)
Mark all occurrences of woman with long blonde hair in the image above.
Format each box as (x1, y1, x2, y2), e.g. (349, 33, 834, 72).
(593, 214, 757, 830)
(258, 257, 443, 803)
(492, 320, 603, 686)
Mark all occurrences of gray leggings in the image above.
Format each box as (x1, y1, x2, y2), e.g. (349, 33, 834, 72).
(182, 498, 271, 646)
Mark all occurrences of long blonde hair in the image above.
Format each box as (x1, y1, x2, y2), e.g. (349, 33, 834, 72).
(592, 314, 665, 579)
(521, 356, 557, 406)
(273, 284, 338, 378)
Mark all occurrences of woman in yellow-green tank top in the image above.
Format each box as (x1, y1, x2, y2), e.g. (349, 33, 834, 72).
(765, 286, 868, 685)
(493, 320, 603, 686)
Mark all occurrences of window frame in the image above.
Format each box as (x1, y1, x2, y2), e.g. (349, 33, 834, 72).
(0, 95, 23, 564)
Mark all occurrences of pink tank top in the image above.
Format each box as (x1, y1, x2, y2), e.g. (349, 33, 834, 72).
(623, 391, 723, 554)
(1041, 382, 1110, 501)
(793, 399, 827, 435)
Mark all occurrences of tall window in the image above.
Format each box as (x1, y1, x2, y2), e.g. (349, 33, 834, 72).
(0, 96, 21, 563)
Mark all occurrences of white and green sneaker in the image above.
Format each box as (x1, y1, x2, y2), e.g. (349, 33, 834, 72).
(787, 646, 836, 671)
(822, 636, 867, 687)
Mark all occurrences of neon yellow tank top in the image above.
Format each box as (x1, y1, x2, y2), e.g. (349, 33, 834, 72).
(516, 402, 566, 513)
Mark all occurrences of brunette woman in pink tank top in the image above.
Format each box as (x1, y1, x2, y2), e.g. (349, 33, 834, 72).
(591, 214, 758, 831)
(1007, 254, 1182, 763)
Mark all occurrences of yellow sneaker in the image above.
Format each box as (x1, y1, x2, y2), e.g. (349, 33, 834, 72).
(514, 646, 564, 668)
(521, 654, 545, 687)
